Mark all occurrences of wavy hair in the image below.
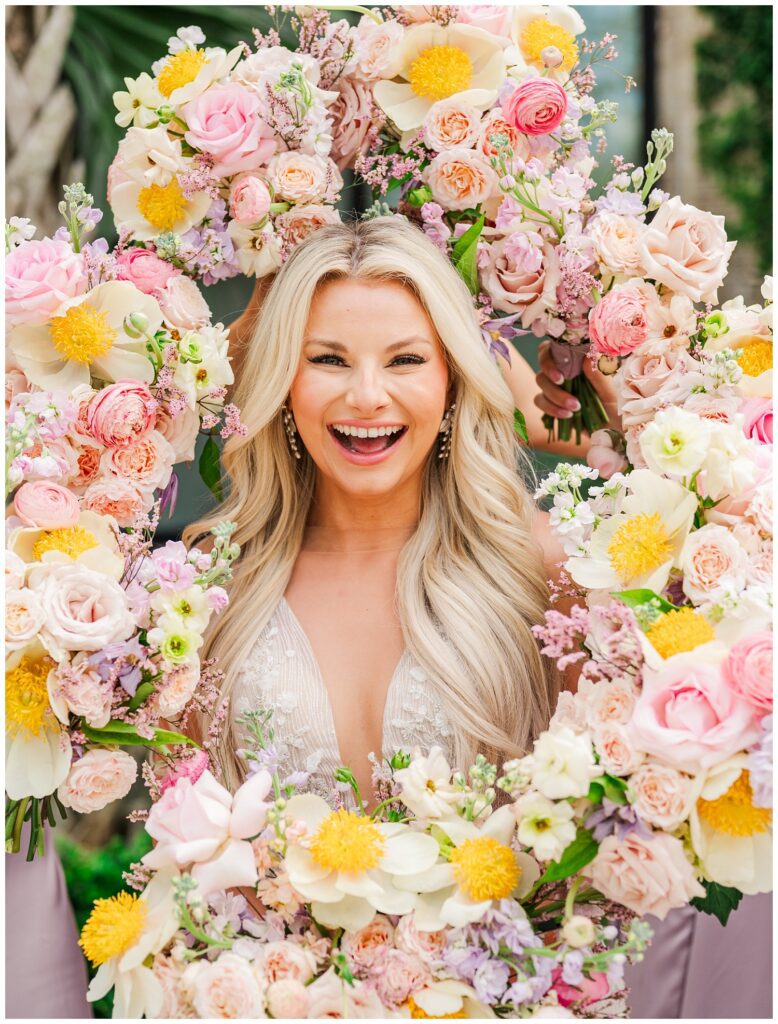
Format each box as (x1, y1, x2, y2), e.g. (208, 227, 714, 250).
(185, 218, 557, 788)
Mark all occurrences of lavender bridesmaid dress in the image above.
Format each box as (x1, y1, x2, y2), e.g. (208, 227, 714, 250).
(5, 827, 91, 1019)
(626, 893, 772, 1018)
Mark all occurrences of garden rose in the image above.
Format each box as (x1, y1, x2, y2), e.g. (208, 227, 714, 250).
(329, 77, 374, 170)
(86, 381, 158, 448)
(475, 108, 530, 162)
(395, 916, 447, 960)
(275, 204, 342, 247)
(184, 953, 265, 1019)
(155, 406, 200, 462)
(353, 14, 404, 79)
(156, 275, 212, 332)
(269, 151, 341, 204)
(6, 238, 87, 327)
(740, 397, 773, 444)
(587, 212, 645, 276)
(422, 148, 498, 212)
(582, 676, 639, 728)
(628, 763, 692, 830)
(594, 723, 644, 775)
(722, 632, 772, 715)
(99, 429, 175, 497)
(638, 196, 736, 303)
(58, 749, 138, 814)
(52, 654, 113, 727)
(527, 725, 598, 799)
(228, 176, 272, 224)
(482, 232, 559, 328)
(259, 941, 317, 984)
(502, 78, 568, 136)
(616, 336, 704, 427)
(341, 915, 394, 970)
(14, 480, 80, 529)
(82, 477, 146, 527)
(679, 523, 749, 605)
(114, 248, 181, 295)
(423, 98, 481, 151)
(183, 84, 275, 177)
(585, 831, 704, 919)
(589, 284, 651, 357)
(5, 587, 46, 652)
(266, 979, 309, 1019)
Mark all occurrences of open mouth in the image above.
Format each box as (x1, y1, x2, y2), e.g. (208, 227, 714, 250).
(328, 424, 408, 456)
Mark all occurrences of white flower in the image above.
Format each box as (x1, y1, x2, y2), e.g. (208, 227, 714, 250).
(411, 979, 494, 1019)
(639, 406, 712, 480)
(561, 915, 596, 949)
(172, 324, 234, 405)
(116, 125, 189, 188)
(679, 523, 749, 606)
(698, 421, 759, 500)
(113, 73, 164, 128)
(525, 725, 598, 800)
(110, 176, 211, 243)
(513, 791, 577, 862)
(549, 493, 595, 555)
(154, 45, 243, 108)
(9, 509, 125, 580)
(284, 793, 440, 931)
(151, 585, 211, 633)
(393, 746, 460, 820)
(761, 276, 773, 303)
(227, 220, 283, 278)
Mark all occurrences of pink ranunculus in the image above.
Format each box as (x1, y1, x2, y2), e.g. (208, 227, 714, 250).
(628, 644, 761, 773)
(156, 275, 212, 332)
(722, 632, 772, 716)
(99, 429, 175, 498)
(183, 84, 275, 178)
(422, 147, 498, 212)
(341, 915, 394, 970)
(58, 749, 138, 814)
(329, 76, 374, 171)
(228, 175, 272, 224)
(82, 477, 147, 527)
(457, 3, 514, 37)
(589, 286, 651, 357)
(585, 831, 704, 920)
(552, 968, 610, 1008)
(114, 247, 181, 295)
(14, 480, 80, 529)
(35, 563, 135, 658)
(86, 381, 158, 448)
(502, 78, 568, 136)
(6, 238, 87, 328)
(586, 429, 628, 479)
(266, 979, 309, 1019)
(740, 397, 773, 444)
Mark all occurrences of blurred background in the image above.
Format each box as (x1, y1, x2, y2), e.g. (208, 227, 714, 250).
(4, 5, 773, 1015)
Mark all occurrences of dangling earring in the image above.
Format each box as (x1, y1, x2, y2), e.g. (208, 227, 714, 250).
(282, 405, 301, 460)
(437, 401, 456, 460)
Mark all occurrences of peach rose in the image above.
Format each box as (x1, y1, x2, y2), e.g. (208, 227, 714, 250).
(6, 238, 87, 328)
(99, 429, 175, 497)
(423, 98, 481, 151)
(14, 480, 80, 529)
(638, 196, 736, 303)
(275, 204, 342, 248)
(329, 76, 374, 171)
(184, 953, 265, 1018)
(258, 941, 317, 984)
(475, 108, 531, 162)
(616, 336, 703, 427)
(58, 749, 138, 813)
(269, 151, 341, 204)
(342, 914, 394, 969)
(52, 653, 113, 727)
(266, 979, 309, 1018)
(5, 587, 46, 652)
(582, 676, 638, 728)
(482, 230, 559, 327)
(35, 563, 135, 658)
(422, 148, 498, 211)
(587, 212, 645, 276)
(585, 831, 704, 919)
(679, 524, 749, 605)
(157, 275, 212, 333)
(593, 723, 644, 775)
(628, 763, 692, 830)
(83, 477, 147, 527)
(722, 632, 772, 715)
(154, 660, 201, 719)
(86, 381, 158, 448)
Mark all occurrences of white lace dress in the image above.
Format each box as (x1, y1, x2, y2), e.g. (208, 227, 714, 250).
(233, 597, 455, 800)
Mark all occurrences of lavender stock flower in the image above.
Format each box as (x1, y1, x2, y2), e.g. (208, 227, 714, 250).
(587, 798, 653, 842)
(473, 959, 510, 1004)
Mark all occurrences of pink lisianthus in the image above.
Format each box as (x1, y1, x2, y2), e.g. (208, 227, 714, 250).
(114, 248, 181, 295)
(206, 586, 229, 613)
(228, 175, 272, 224)
(6, 238, 87, 327)
(722, 632, 772, 716)
(58, 749, 138, 814)
(14, 480, 80, 529)
(86, 381, 158, 448)
(589, 285, 650, 357)
(183, 84, 275, 177)
(552, 969, 610, 1008)
(502, 78, 568, 136)
(740, 397, 773, 444)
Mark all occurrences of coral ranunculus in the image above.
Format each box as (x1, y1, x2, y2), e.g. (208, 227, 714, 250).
(501, 78, 568, 136)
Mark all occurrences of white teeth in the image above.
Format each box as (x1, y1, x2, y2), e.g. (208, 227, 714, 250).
(357, 427, 368, 438)
(332, 424, 404, 437)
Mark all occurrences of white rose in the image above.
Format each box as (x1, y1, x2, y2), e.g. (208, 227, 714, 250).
(579, 677, 638, 729)
(527, 726, 598, 800)
(5, 587, 46, 652)
(354, 15, 404, 80)
(639, 406, 712, 479)
(184, 953, 266, 1018)
(680, 524, 749, 605)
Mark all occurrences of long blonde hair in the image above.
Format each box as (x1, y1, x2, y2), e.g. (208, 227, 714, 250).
(185, 218, 557, 788)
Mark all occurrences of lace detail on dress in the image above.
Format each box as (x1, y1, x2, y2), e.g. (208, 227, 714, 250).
(233, 599, 456, 799)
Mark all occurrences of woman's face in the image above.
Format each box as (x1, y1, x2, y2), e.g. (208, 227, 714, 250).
(288, 278, 450, 500)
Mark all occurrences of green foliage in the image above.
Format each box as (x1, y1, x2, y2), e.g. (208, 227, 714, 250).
(199, 433, 224, 501)
(56, 828, 153, 1018)
(539, 826, 599, 883)
(696, 7, 773, 272)
(690, 879, 744, 926)
(451, 215, 485, 294)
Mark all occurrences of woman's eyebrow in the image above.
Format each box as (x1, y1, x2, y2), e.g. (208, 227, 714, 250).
(304, 337, 434, 351)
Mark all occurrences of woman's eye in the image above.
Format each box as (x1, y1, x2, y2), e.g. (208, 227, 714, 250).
(309, 354, 346, 366)
(390, 354, 426, 366)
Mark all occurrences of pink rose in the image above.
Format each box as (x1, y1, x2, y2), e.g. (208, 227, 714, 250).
(628, 645, 761, 772)
(228, 175, 272, 224)
(341, 915, 394, 970)
(423, 98, 481, 151)
(594, 723, 644, 775)
(722, 632, 772, 715)
(638, 196, 736, 303)
(99, 429, 175, 497)
(183, 84, 275, 177)
(585, 831, 704, 919)
(616, 337, 703, 427)
(679, 524, 748, 605)
(58, 749, 138, 814)
(269, 151, 341, 204)
(483, 231, 560, 327)
(35, 563, 135, 658)
(259, 941, 317, 984)
(14, 480, 80, 529)
(552, 968, 610, 1008)
(422, 148, 498, 211)
(114, 248, 181, 294)
(457, 4, 514, 37)
(157, 275, 212, 332)
(6, 238, 87, 328)
(185, 953, 265, 1019)
(502, 79, 568, 136)
(740, 398, 773, 444)
(82, 477, 146, 527)
(5, 366, 29, 408)
(374, 950, 431, 1009)
(589, 285, 651, 357)
(86, 381, 158, 448)
(266, 979, 309, 1019)
(628, 763, 692, 831)
(586, 429, 628, 479)
(5, 587, 46, 652)
(52, 654, 113, 727)
(330, 77, 374, 170)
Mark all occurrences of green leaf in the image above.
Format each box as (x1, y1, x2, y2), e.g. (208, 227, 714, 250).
(451, 215, 485, 294)
(586, 779, 605, 804)
(127, 681, 155, 713)
(613, 589, 677, 613)
(540, 827, 599, 883)
(595, 773, 629, 805)
(82, 722, 197, 749)
(199, 434, 223, 501)
(690, 880, 744, 926)
(407, 185, 433, 207)
(513, 407, 529, 444)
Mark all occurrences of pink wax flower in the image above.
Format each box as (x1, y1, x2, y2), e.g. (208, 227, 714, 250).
(114, 248, 181, 295)
(589, 285, 651, 357)
(183, 84, 276, 178)
(502, 79, 568, 137)
(14, 480, 80, 529)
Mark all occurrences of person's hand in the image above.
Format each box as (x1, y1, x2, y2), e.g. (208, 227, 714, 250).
(534, 340, 621, 428)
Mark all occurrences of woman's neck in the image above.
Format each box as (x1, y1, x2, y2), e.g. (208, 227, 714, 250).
(304, 480, 420, 553)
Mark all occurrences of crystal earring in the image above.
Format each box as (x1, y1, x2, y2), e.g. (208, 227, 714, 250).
(437, 401, 456, 460)
(282, 405, 301, 460)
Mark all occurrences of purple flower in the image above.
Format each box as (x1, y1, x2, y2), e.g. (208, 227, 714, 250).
(587, 799, 653, 843)
(480, 312, 528, 364)
(595, 186, 646, 218)
(473, 959, 510, 1004)
(748, 714, 772, 808)
(562, 950, 584, 986)
(77, 207, 103, 229)
(443, 944, 488, 983)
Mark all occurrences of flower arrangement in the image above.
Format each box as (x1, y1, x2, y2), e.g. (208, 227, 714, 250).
(5, 187, 243, 857)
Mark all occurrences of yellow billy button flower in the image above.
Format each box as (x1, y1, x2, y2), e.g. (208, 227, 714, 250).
(736, 338, 773, 378)
(156, 48, 207, 98)
(449, 836, 521, 902)
(309, 809, 386, 874)
(136, 179, 188, 232)
(409, 45, 473, 101)
(49, 303, 117, 365)
(80, 892, 148, 966)
(645, 607, 716, 659)
(697, 771, 771, 838)
(521, 18, 579, 72)
(32, 526, 99, 562)
(607, 512, 673, 583)
(6, 657, 56, 737)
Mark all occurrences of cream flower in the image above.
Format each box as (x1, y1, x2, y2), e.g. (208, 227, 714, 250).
(116, 125, 189, 188)
(8, 281, 163, 392)
(394, 745, 461, 820)
(638, 406, 712, 480)
(113, 72, 164, 128)
(411, 979, 495, 1019)
(283, 793, 440, 931)
(227, 220, 283, 278)
(565, 469, 697, 594)
(394, 806, 540, 930)
(512, 791, 576, 862)
(154, 44, 243, 108)
(111, 176, 211, 243)
(511, 5, 586, 82)
(9, 509, 124, 580)
(373, 23, 506, 132)
(524, 725, 598, 799)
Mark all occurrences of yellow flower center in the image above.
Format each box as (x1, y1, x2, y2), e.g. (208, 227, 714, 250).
(79, 892, 148, 966)
(408, 45, 473, 102)
(6, 657, 55, 737)
(32, 526, 98, 562)
(697, 771, 772, 837)
(407, 998, 467, 1019)
(736, 338, 773, 377)
(644, 607, 716, 659)
(450, 836, 521, 902)
(309, 810, 386, 874)
(157, 48, 207, 98)
(49, 303, 117, 365)
(521, 18, 579, 72)
(137, 179, 188, 231)
(607, 512, 673, 583)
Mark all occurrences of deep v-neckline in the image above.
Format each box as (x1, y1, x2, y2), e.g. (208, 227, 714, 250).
(279, 596, 409, 764)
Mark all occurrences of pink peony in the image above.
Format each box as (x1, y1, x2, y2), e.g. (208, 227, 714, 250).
(422, 147, 498, 211)
(6, 238, 87, 328)
(156, 275, 212, 332)
(58, 749, 138, 813)
(740, 397, 773, 445)
(86, 381, 158, 448)
(183, 84, 275, 177)
(35, 563, 135, 658)
(589, 286, 651, 357)
(14, 480, 80, 529)
(502, 78, 568, 136)
(722, 632, 772, 716)
(228, 175, 272, 224)
(114, 247, 181, 294)
(552, 969, 610, 1008)
(330, 77, 375, 170)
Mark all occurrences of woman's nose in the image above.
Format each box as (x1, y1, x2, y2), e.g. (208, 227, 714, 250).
(346, 365, 391, 412)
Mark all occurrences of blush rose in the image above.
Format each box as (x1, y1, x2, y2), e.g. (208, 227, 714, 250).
(58, 749, 138, 813)
(722, 632, 772, 716)
(183, 84, 275, 178)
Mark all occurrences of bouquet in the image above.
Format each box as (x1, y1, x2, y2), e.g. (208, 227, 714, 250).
(5, 187, 243, 857)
